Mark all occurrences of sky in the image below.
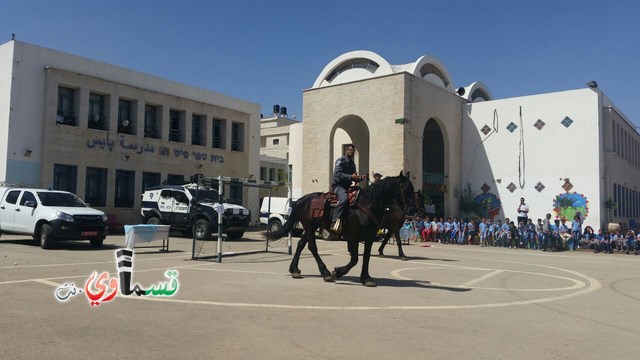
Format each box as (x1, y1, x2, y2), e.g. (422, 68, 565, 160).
(1, 0, 639, 126)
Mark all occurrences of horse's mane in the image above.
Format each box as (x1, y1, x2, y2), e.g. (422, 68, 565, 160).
(360, 176, 402, 208)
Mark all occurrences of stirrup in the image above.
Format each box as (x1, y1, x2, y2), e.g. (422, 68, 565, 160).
(331, 219, 343, 233)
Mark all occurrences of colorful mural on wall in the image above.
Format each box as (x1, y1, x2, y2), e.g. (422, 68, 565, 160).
(473, 192, 502, 219)
(553, 192, 589, 220)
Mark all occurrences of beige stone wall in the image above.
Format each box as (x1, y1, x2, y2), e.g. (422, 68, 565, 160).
(302, 73, 407, 194)
(41, 68, 254, 226)
(301, 72, 465, 216)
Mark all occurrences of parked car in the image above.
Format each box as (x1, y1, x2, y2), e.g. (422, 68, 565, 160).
(141, 183, 251, 240)
(0, 186, 109, 249)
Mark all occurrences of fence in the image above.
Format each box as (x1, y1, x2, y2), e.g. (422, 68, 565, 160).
(191, 175, 292, 262)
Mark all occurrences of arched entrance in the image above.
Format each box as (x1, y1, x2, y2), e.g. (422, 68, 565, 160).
(422, 118, 445, 218)
(330, 115, 370, 186)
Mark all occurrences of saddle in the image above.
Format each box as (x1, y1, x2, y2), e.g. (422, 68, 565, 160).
(310, 187, 360, 219)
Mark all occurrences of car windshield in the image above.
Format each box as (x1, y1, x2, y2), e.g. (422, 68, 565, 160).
(187, 189, 223, 203)
(37, 192, 87, 207)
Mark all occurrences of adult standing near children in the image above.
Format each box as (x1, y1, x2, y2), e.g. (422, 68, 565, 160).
(517, 197, 529, 227)
(425, 199, 436, 220)
(331, 144, 365, 233)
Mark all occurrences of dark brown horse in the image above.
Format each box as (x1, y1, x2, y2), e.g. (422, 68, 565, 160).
(267, 171, 416, 287)
(377, 190, 425, 260)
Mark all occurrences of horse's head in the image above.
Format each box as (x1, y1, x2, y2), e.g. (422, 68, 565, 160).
(396, 171, 417, 215)
(369, 171, 416, 216)
(413, 190, 425, 217)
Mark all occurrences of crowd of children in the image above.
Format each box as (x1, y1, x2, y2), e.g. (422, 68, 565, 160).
(399, 214, 640, 255)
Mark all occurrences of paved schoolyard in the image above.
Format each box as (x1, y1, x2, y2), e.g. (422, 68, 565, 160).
(1, 231, 639, 360)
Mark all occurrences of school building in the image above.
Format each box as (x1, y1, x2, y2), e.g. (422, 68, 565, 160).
(0, 40, 261, 227)
(297, 50, 640, 231)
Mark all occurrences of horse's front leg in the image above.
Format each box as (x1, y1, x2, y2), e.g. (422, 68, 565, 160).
(361, 238, 377, 287)
(332, 238, 359, 280)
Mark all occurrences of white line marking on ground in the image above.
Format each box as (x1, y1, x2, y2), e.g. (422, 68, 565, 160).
(462, 270, 504, 286)
(0, 254, 188, 269)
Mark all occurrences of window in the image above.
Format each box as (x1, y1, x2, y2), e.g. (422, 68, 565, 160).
(88, 93, 107, 131)
(114, 170, 135, 208)
(169, 110, 184, 142)
(166, 174, 184, 185)
(269, 168, 276, 181)
(272, 138, 279, 146)
(118, 99, 134, 135)
(260, 167, 267, 181)
(144, 105, 160, 139)
(5, 190, 20, 204)
(277, 169, 285, 182)
(229, 181, 243, 205)
(53, 164, 77, 193)
(212, 119, 226, 149)
(19, 191, 36, 206)
(85, 167, 107, 207)
(231, 122, 244, 151)
(57, 86, 76, 126)
(192, 114, 205, 146)
(142, 172, 161, 193)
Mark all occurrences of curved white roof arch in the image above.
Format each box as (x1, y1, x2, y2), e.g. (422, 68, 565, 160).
(408, 55, 454, 92)
(312, 50, 394, 89)
(461, 81, 493, 102)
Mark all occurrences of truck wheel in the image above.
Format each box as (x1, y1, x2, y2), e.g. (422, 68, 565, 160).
(321, 228, 331, 240)
(194, 219, 212, 240)
(269, 219, 282, 233)
(90, 238, 104, 248)
(146, 216, 162, 225)
(40, 224, 54, 249)
(226, 231, 244, 240)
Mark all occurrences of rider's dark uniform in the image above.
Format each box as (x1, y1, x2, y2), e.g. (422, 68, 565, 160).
(331, 155, 357, 229)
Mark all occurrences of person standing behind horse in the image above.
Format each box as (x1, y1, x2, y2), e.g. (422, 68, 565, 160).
(331, 144, 365, 233)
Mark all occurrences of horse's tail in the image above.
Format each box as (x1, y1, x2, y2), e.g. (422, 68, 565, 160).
(266, 206, 299, 240)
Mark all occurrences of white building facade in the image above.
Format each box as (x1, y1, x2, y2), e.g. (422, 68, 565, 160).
(298, 50, 640, 231)
(0, 41, 261, 227)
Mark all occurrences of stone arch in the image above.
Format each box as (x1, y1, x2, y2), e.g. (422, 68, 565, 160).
(409, 56, 454, 91)
(313, 51, 394, 88)
(461, 81, 493, 102)
(422, 117, 447, 217)
(329, 115, 371, 184)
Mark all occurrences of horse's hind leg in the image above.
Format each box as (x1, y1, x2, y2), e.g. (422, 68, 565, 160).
(394, 230, 408, 260)
(307, 237, 333, 282)
(289, 235, 309, 278)
(377, 230, 391, 256)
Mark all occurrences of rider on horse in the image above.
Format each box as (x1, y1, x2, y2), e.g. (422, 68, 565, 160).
(331, 144, 366, 233)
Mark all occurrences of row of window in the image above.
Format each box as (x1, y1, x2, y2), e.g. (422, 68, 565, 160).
(259, 167, 286, 182)
(53, 164, 244, 208)
(57, 86, 245, 151)
(612, 120, 640, 169)
(613, 183, 640, 219)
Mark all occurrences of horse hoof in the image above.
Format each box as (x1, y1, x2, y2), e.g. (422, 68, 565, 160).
(331, 270, 339, 280)
(291, 272, 302, 279)
(400, 256, 409, 261)
(323, 274, 335, 282)
(363, 279, 377, 287)
(378, 253, 385, 257)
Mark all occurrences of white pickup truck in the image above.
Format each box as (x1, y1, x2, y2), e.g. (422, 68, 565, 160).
(0, 186, 109, 249)
(259, 196, 304, 236)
